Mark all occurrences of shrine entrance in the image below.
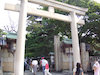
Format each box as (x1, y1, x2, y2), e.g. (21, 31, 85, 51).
(4, 0, 88, 75)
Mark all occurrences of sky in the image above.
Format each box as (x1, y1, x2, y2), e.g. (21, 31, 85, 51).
(0, 0, 40, 31)
(94, 0, 100, 3)
(0, 0, 19, 30)
(0, 0, 100, 31)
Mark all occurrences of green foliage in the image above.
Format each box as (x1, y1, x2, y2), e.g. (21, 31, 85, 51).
(64, 0, 90, 8)
(0, 29, 7, 37)
(79, 1, 100, 54)
(42, 18, 71, 37)
(25, 22, 54, 57)
(79, 2, 100, 44)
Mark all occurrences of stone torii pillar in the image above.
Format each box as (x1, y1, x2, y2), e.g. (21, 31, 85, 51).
(70, 12, 81, 67)
(4, 0, 88, 74)
(14, 0, 27, 75)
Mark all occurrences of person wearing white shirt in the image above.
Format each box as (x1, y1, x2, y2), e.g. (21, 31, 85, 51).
(40, 57, 48, 75)
(93, 60, 100, 75)
(32, 59, 38, 75)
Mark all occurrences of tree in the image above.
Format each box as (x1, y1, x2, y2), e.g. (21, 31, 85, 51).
(79, 1, 100, 52)
(0, 29, 6, 37)
(3, 12, 17, 33)
(25, 25, 54, 57)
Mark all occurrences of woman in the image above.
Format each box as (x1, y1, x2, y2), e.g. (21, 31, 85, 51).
(73, 63, 84, 75)
(93, 61, 100, 75)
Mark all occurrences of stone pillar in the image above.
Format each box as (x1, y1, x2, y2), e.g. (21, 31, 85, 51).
(69, 48, 73, 72)
(54, 35, 62, 71)
(0, 49, 3, 75)
(2, 49, 14, 72)
(0, 58, 3, 75)
(70, 12, 81, 68)
(15, 0, 27, 75)
(48, 6, 54, 13)
(80, 43, 89, 72)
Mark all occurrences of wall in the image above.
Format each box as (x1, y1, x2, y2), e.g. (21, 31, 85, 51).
(2, 49, 14, 72)
(0, 49, 3, 75)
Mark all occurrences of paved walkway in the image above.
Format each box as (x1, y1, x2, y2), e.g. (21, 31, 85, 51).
(25, 70, 63, 75)
(24, 70, 93, 75)
(3, 70, 93, 75)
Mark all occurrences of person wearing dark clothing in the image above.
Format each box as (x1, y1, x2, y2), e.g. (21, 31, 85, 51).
(73, 63, 84, 75)
(24, 62, 26, 71)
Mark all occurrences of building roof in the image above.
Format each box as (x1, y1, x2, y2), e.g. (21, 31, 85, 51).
(62, 38, 72, 44)
(6, 32, 17, 39)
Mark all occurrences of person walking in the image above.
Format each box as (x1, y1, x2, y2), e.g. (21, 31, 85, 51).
(40, 57, 48, 75)
(50, 55, 54, 70)
(93, 60, 100, 75)
(45, 61, 52, 75)
(31, 59, 38, 75)
(73, 63, 84, 75)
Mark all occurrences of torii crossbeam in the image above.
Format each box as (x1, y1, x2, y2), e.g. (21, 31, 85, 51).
(4, 0, 88, 75)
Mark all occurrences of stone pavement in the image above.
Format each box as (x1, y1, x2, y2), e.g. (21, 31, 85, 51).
(24, 70, 93, 75)
(24, 70, 63, 75)
(3, 70, 93, 75)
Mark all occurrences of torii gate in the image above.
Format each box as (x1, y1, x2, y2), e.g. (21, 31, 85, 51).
(4, 0, 88, 75)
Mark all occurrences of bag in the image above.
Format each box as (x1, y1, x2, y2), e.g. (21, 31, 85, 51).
(45, 64, 49, 69)
(32, 68, 34, 73)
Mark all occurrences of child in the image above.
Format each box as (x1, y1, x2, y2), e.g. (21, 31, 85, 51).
(45, 61, 52, 75)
